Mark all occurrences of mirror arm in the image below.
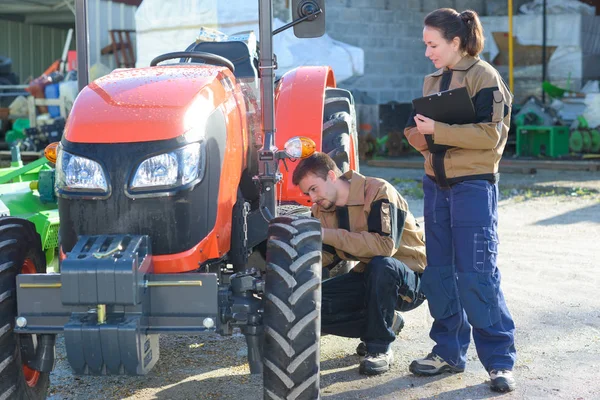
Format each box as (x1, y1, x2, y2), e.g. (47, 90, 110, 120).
(273, 8, 322, 36)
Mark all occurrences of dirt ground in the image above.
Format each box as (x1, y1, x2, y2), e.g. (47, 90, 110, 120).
(47, 167, 600, 400)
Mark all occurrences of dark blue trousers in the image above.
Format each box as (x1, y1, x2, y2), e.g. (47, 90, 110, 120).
(422, 176, 516, 371)
(321, 256, 425, 354)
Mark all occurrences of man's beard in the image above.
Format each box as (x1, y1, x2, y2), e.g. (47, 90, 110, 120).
(318, 199, 335, 210)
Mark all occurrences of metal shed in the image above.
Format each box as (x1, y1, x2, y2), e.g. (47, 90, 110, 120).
(0, 0, 139, 83)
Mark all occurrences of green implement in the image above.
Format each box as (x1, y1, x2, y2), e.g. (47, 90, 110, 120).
(0, 149, 59, 269)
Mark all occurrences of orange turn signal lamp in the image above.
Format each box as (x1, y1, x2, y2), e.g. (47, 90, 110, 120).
(283, 136, 316, 159)
(44, 142, 59, 164)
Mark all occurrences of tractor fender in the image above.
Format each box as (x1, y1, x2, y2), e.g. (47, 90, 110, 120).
(275, 66, 336, 205)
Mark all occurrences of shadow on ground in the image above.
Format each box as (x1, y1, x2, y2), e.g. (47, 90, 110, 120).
(534, 203, 600, 226)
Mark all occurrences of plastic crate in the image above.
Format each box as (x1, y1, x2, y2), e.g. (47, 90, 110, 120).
(44, 83, 60, 118)
(516, 125, 570, 158)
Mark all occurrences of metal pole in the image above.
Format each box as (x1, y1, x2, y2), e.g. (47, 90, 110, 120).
(60, 28, 74, 74)
(542, 0, 547, 103)
(75, 0, 89, 92)
(508, 0, 514, 93)
(257, 0, 278, 218)
(258, 0, 276, 151)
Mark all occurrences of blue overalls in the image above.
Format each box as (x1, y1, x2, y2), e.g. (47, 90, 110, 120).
(421, 175, 516, 371)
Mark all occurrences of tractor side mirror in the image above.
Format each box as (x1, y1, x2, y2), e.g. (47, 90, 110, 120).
(292, 0, 325, 38)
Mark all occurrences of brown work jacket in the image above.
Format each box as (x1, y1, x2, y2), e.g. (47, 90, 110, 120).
(312, 170, 426, 274)
(404, 56, 513, 187)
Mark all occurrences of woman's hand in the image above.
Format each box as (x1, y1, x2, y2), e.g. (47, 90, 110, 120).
(414, 114, 435, 135)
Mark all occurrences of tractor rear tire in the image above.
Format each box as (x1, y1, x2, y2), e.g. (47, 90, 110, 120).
(322, 88, 359, 173)
(263, 216, 322, 400)
(0, 217, 51, 400)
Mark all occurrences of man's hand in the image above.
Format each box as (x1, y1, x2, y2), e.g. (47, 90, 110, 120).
(414, 114, 435, 135)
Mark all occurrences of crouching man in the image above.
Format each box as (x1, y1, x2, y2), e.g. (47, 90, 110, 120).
(292, 152, 427, 375)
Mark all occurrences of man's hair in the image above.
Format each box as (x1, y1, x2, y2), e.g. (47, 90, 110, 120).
(292, 152, 342, 186)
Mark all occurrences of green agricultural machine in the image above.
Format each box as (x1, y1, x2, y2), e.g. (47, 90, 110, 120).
(0, 145, 59, 397)
(0, 147, 59, 268)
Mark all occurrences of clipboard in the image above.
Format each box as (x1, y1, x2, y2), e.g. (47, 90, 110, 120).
(412, 87, 476, 153)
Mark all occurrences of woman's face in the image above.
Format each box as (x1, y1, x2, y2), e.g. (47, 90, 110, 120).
(423, 26, 462, 69)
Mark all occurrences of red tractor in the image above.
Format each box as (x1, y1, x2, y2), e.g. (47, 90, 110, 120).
(4, 0, 359, 399)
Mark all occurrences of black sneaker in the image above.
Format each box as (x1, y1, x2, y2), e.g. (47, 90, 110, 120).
(356, 311, 405, 357)
(356, 341, 367, 357)
(391, 310, 405, 334)
(490, 369, 516, 392)
(409, 352, 465, 376)
(359, 349, 394, 375)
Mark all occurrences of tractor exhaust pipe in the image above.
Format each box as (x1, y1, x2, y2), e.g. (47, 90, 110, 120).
(75, 0, 90, 92)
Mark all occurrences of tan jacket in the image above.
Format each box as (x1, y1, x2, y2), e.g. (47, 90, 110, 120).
(312, 170, 426, 274)
(404, 56, 513, 187)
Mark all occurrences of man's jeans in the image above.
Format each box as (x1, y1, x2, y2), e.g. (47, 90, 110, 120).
(321, 256, 425, 354)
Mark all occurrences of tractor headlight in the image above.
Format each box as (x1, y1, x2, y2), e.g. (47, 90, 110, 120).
(55, 149, 109, 196)
(129, 142, 205, 194)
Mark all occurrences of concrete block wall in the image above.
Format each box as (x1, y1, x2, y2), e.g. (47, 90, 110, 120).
(324, 0, 531, 105)
(326, 0, 435, 104)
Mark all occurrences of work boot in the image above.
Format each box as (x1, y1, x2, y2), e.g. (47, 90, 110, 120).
(359, 349, 394, 375)
(356, 311, 405, 356)
(409, 352, 465, 376)
(490, 369, 516, 393)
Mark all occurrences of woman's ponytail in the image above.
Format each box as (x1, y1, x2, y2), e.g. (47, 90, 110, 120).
(460, 10, 484, 56)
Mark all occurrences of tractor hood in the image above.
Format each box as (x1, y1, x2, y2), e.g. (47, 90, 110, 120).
(64, 65, 228, 143)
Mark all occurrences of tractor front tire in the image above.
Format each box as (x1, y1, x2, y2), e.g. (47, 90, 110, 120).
(0, 218, 51, 400)
(263, 216, 322, 400)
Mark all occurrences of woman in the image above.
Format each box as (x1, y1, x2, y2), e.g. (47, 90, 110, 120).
(404, 8, 516, 393)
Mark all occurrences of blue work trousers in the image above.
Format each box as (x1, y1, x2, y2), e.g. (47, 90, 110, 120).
(421, 176, 516, 371)
(321, 256, 425, 354)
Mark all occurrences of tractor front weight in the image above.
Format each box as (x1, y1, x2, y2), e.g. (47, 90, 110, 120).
(15, 234, 225, 375)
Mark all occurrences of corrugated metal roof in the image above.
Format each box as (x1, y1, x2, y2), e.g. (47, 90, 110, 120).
(0, 0, 141, 13)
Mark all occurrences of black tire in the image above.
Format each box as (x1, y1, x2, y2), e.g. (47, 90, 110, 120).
(263, 216, 322, 400)
(322, 88, 359, 173)
(0, 217, 51, 400)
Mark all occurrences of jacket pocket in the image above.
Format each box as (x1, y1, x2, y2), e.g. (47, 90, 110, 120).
(492, 90, 505, 123)
(380, 202, 391, 234)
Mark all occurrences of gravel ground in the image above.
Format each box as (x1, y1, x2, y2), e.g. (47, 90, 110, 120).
(46, 168, 600, 400)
